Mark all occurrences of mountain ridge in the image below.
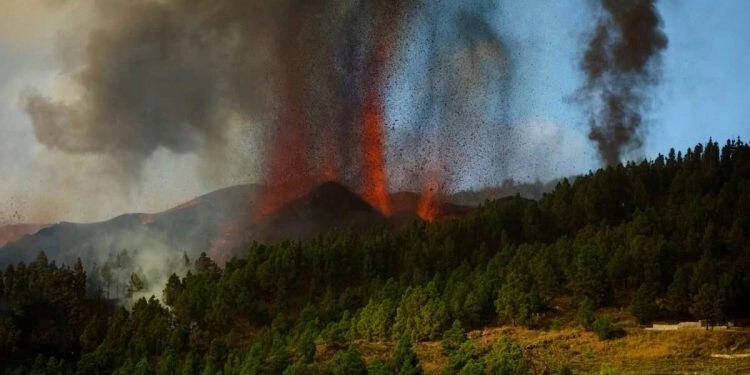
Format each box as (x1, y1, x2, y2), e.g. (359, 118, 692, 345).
(0, 181, 472, 269)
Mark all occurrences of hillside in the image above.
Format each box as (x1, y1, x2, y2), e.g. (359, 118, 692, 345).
(0, 181, 471, 271)
(353, 323, 750, 374)
(254, 181, 389, 243)
(0, 223, 48, 247)
(0, 184, 262, 269)
(0, 139, 749, 374)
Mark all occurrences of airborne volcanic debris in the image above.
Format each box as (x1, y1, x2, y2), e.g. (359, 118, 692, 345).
(21, 0, 512, 222)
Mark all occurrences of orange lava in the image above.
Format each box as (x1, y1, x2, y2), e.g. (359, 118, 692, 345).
(417, 177, 440, 222)
(358, 12, 397, 217)
(259, 7, 400, 218)
(361, 95, 392, 216)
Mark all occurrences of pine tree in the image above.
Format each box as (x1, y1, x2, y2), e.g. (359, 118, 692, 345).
(486, 336, 528, 375)
(630, 283, 658, 324)
(575, 298, 595, 330)
(126, 272, 146, 300)
(441, 320, 467, 355)
(73, 258, 87, 299)
(690, 284, 725, 330)
(328, 346, 367, 375)
(665, 267, 691, 317)
(390, 334, 423, 375)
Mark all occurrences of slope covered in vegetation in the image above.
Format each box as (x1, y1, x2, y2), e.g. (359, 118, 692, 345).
(1, 138, 749, 374)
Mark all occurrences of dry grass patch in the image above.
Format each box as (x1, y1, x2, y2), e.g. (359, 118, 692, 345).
(321, 325, 750, 374)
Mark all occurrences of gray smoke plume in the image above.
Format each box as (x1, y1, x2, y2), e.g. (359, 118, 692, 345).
(23, 0, 511, 199)
(24, 0, 284, 178)
(577, 0, 668, 166)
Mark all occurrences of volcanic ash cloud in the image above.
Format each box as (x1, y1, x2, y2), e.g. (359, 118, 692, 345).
(576, 0, 668, 166)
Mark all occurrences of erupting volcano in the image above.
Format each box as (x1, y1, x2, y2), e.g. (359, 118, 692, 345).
(11, 0, 553, 260)
(250, 1, 514, 221)
(360, 95, 392, 216)
(257, 1, 409, 219)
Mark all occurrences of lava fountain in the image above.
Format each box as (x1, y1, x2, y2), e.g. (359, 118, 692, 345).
(361, 95, 392, 215)
(417, 176, 441, 222)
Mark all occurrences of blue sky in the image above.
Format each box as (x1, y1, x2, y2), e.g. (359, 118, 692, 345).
(653, 1, 750, 154)
(383, 0, 750, 190)
(494, 0, 750, 164)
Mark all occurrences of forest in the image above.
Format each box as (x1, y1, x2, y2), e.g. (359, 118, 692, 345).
(1, 138, 749, 374)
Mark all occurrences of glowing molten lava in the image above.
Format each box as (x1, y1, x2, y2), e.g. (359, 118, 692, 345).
(259, 6, 401, 218)
(358, 12, 396, 217)
(417, 177, 440, 222)
(361, 95, 392, 216)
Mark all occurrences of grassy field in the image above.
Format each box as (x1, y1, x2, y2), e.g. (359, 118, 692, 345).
(348, 319, 750, 374)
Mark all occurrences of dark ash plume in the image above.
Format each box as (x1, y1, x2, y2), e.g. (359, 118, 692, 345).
(24, 0, 285, 177)
(577, 0, 668, 166)
(23, 0, 409, 189)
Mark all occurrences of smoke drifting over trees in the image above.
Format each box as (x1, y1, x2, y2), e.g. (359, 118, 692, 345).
(577, 0, 668, 166)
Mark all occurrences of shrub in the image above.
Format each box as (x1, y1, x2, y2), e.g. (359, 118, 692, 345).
(442, 341, 480, 375)
(485, 336, 529, 375)
(327, 346, 367, 375)
(575, 298, 595, 330)
(630, 283, 658, 324)
(549, 317, 562, 331)
(458, 359, 486, 375)
(592, 315, 617, 340)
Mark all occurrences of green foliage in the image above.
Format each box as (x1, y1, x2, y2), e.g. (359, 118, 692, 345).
(126, 272, 146, 300)
(690, 283, 726, 329)
(133, 357, 153, 375)
(320, 311, 353, 349)
(630, 283, 658, 324)
(327, 346, 367, 375)
(240, 344, 265, 375)
(441, 320, 467, 355)
(393, 284, 449, 341)
(368, 359, 389, 375)
(485, 336, 529, 375)
(295, 326, 317, 364)
(442, 341, 481, 375)
(457, 359, 485, 375)
(390, 334, 424, 375)
(355, 298, 395, 341)
(665, 267, 691, 317)
(495, 272, 536, 326)
(591, 315, 617, 341)
(156, 352, 178, 375)
(549, 317, 562, 331)
(568, 241, 610, 306)
(575, 298, 595, 330)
